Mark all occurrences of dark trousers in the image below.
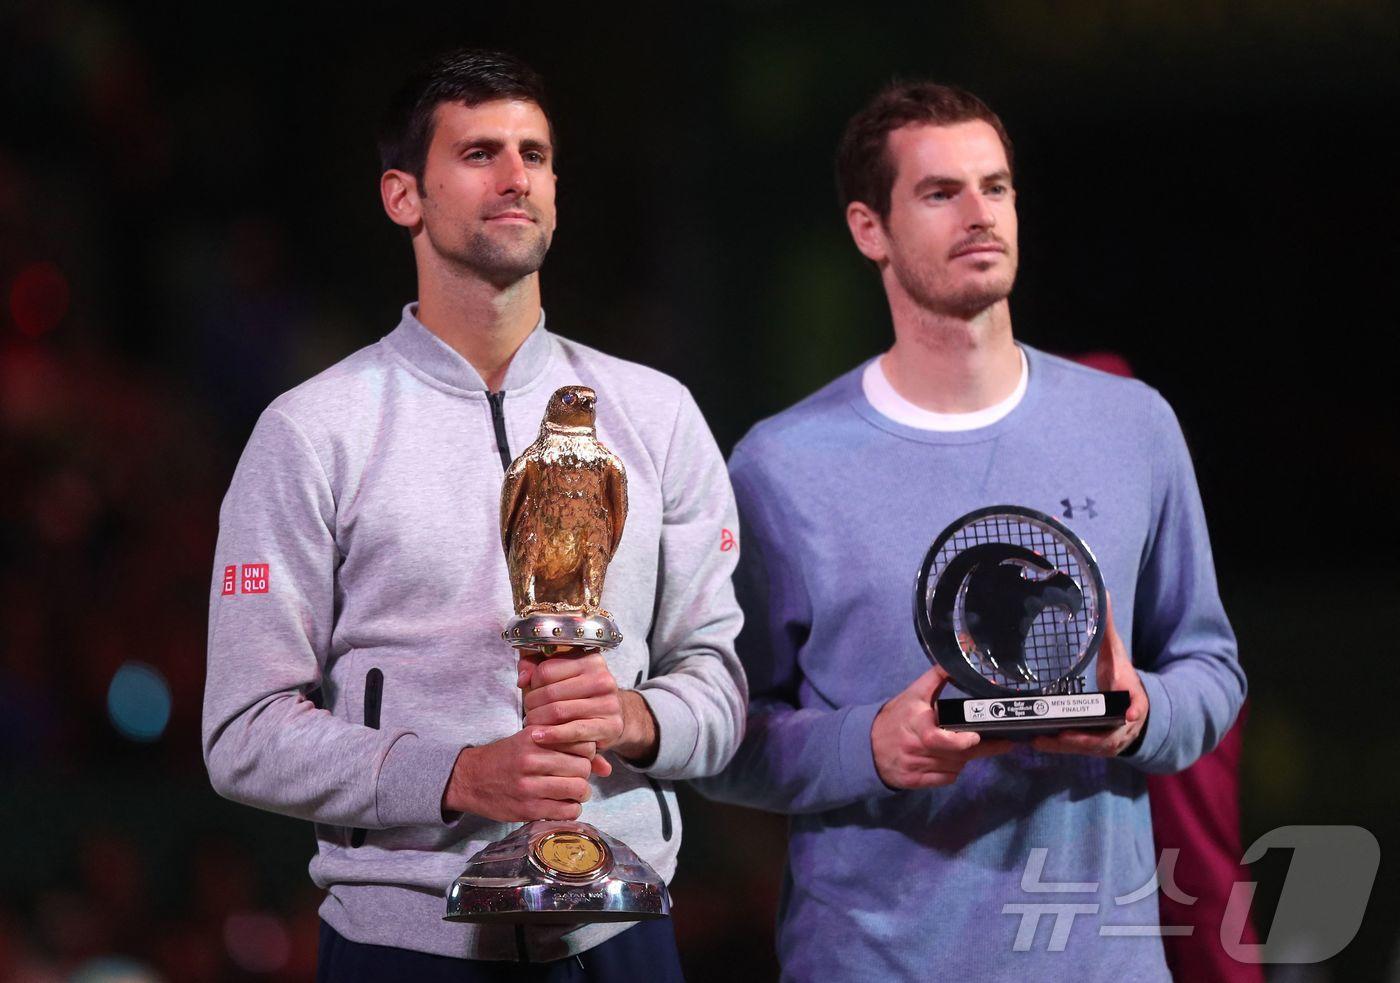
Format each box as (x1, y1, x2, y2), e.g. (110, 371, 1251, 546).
(316, 919, 685, 983)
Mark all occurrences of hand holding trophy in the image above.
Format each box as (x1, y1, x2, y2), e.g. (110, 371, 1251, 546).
(444, 386, 671, 924)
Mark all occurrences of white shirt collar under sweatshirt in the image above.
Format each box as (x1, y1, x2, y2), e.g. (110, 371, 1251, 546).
(861, 346, 1028, 431)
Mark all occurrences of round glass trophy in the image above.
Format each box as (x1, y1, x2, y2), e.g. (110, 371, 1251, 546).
(913, 505, 1128, 734)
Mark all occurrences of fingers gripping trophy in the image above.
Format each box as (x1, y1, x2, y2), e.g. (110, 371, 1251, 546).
(444, 385, 671, 924)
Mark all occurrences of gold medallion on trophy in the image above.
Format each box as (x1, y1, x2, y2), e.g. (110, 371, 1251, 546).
(531, 830, 609, 879)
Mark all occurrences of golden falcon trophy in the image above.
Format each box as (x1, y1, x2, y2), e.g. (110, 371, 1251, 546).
(444, 385, 671, 924)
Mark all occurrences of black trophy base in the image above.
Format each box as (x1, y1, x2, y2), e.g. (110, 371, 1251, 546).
(936, 690, 1130, 736)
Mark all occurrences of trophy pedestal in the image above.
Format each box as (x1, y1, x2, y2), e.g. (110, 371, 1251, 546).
(448, 611, 666, 924)
(444, 820, 671, 924)
(936, 690, 1130, 736)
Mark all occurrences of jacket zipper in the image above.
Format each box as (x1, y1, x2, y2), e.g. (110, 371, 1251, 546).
(487, 391, 512, 470)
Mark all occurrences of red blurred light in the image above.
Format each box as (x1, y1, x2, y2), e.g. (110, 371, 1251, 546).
(10, 261, 70, 337)
(223, 912, 290, 974)
(1071, 350, 1134, 378)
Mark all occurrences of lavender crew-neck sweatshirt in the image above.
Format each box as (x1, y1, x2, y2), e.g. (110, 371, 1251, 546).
(203, 305, 746, 962)
(696, 345, 1245, 982)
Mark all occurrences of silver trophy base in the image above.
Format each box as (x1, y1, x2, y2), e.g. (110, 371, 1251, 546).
(444, 820, 670, 924)
(502, 612, 623, 651)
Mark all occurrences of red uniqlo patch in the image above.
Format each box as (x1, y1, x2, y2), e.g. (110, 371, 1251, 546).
(220, 565, 237, 595)
(241, 563, 270, 594)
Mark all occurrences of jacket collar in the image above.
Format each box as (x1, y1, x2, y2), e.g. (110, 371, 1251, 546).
(384, 302, 554, 393)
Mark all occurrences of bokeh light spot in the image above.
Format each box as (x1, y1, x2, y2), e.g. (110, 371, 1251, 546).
(9, 261, 70, 337)
(71, 956, 162, 982)
(106, 662, 171, 742)
(223, 912, 290, 974)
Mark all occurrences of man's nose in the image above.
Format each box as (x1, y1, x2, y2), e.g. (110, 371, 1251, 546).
(963, 191, 996, 230)
(496, 152, 530, 197)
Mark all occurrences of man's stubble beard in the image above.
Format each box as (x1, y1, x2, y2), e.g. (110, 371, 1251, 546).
(429, 222, 552, 289)
(463, 227, 551, 288)
(890, 248, 1018, 322)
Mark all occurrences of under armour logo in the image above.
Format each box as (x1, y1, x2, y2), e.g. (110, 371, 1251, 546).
(1061, 498, 1097, 519)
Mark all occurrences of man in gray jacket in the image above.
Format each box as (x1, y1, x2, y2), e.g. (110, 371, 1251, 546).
(202, 49, 746, 979)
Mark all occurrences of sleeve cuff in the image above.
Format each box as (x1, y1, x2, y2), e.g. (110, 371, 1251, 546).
(375, 733, 466, 828)
(837, 702, 899, 802)
(626, 687, 700, 777)
(1122, 671, 1173, 770)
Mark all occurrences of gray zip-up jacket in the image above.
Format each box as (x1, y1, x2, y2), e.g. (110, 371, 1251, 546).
(202, 305, 747, 961)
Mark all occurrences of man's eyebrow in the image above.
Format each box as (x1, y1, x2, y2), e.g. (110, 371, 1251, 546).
(451, 136, 504, 154)
(911, 174, 964, 196)
(911, 170, 1012, 196)
(449, 136, 552, 155)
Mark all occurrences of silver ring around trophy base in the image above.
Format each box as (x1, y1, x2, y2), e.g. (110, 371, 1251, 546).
(444, 820, 671, 924)
(501, 612, 623, 651)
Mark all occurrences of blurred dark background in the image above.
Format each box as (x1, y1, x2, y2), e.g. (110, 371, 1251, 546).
(2, 2, 1397, 980)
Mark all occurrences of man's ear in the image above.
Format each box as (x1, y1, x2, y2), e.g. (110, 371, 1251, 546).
(846, 201, 889, 264)
(381, 169, 422, 229)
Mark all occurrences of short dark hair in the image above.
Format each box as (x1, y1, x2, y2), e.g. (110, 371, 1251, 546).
(836, 81, 1013, 221)
(378, 48, 553, 191)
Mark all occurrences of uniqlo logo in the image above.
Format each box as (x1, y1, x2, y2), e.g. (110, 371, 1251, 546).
(241, 563, 269, 594)
(220, 565, 237, 596)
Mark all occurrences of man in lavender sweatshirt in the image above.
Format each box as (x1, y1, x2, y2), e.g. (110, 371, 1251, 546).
(203, 50, 746, 980)
(696, 82, 1245, 980)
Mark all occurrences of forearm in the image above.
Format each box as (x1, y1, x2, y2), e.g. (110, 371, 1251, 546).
(629, 652, 746, 780)
(694, 699, 895, 815)
(613, 690, 659, 766)
(441, 746, 474, 818)
(203, 690, 461, 828)
(1124, 656, 1244, 774)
